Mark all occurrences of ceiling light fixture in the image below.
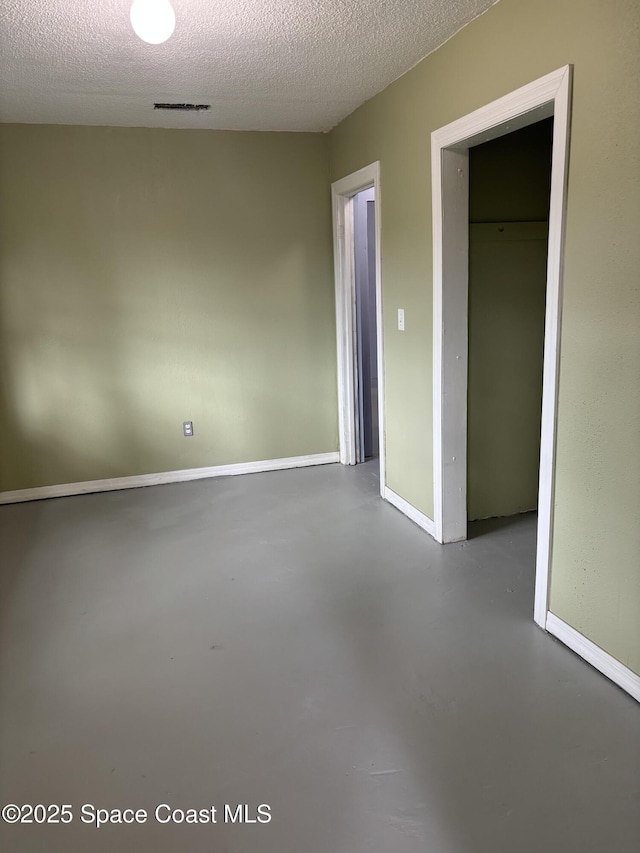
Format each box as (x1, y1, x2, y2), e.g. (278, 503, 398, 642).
(130, 0, 176, 45)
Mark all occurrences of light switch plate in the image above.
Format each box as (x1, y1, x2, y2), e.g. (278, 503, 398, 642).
(398, 308, 405, 331)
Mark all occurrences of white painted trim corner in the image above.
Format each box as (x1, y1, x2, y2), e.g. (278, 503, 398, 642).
(0, 452, 340, 505)
(384, 487, 437, 538)
(546, 613, 640, 703)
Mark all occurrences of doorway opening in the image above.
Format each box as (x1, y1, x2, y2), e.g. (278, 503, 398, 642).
(431, 66, 572, 628)
(467, 118, 553, 539)
(332, 162, 385, 494)
(353, 187, 379, 463)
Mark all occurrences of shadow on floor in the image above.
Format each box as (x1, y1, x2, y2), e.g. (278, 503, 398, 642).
(467, 510, 537, 540)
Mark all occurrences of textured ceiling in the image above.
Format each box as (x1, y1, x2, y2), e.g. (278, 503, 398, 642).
(0, 0, 497, 132)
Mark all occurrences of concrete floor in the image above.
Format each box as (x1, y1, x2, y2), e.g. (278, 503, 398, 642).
(0, 461, 638, 853)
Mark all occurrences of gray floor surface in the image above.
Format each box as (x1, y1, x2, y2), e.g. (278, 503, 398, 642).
(0, 461, 638, 852)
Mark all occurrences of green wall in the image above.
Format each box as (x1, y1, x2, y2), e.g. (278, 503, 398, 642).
(329, 0, 640, 675)
(468, 118, 554, 225)
(468, 222, 548, 520)
(0, 125, 338, 490)
(467, 120, 552, 520)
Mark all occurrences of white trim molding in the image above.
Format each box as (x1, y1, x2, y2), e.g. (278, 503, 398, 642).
(332, 161, 386, 496)
(0, 452, 340, 505)
(546, 613, 640, 703)
(431, 66, 573, 630)
(384, 487, 437, 538)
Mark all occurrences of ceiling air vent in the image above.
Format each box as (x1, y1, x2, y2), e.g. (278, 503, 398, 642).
(153, 103, 210, 112)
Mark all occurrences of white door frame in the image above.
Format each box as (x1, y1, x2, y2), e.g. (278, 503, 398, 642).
(332, 162, 385, 494)
(431, 66, 573, 627)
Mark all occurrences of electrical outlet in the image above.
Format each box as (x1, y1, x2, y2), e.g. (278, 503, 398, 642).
(398, 308, 405, 331)
(183, 421, 194, 437)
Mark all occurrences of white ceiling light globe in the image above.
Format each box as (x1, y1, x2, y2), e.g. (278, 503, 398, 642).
(130, 0, 176, 45)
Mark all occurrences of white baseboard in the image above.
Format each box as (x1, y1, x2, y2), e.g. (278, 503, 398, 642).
(546, 612, 640, 703)
(0, 452, 340, 505)
(383, 486, 437, 538)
